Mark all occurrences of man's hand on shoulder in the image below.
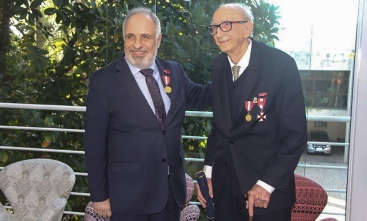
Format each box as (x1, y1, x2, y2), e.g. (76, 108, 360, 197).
(93, 198, 112, 218)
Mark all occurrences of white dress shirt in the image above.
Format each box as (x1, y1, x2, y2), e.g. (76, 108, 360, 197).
(125, 58, 171, 115)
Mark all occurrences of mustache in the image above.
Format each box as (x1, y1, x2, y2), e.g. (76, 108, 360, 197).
(129, 48, 148, 53)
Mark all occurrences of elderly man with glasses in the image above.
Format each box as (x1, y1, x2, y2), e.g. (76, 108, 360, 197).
(196, 3, 307, 221)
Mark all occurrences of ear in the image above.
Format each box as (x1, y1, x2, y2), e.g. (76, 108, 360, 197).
(245, 22, 254, 37)
(157, 33, 162, 48)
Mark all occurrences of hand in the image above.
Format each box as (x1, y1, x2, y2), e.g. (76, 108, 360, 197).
(93, 199, 112, 218)
(245, 184, 271, 216)
(195, 178, 213, 208)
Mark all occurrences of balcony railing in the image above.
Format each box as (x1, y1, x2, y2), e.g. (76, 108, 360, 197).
(0, 102, 350, 218)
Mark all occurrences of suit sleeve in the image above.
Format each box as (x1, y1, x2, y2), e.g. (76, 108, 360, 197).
(84, 74, 110, 202)
(175, 62, 211, 110)
(204, 120, 217, 167)
(260, 57, 307, 192)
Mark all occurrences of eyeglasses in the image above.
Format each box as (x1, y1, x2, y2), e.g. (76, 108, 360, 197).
(207, 21, 248, 35)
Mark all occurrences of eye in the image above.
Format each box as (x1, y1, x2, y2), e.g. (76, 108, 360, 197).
(125, 34, 134, 40)
(222, 21, 231, 27)
(141, 34, 152, 40)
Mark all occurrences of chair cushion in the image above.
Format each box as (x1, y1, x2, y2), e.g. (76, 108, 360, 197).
(84, 201, 110, 221)
(185, 173, 195, 205)
(0, 159, 75, 220)
(291, 174, 328, 221)
(180, 205, 200, 221)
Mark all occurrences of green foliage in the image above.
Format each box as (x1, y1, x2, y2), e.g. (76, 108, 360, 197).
(0, 0, 280, 219)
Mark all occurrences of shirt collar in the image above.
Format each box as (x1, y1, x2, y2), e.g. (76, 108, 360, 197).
(228, 38, 252, 69)
(124, 57, 158, 76)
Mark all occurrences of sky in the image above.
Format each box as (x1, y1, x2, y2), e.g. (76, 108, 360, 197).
(267, 0, 359, 51)
(267, 0, 359, 70)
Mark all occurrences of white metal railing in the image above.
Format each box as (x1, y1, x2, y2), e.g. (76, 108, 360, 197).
(0, 102, 349, 217)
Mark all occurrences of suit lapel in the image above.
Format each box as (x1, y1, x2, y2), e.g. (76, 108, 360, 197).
(156, 59, 178, 128)
(213, 54, 233, 133)
(114, 55, 161, 127)
(114, 56, 148, 104)
(233, 40, 262, 128)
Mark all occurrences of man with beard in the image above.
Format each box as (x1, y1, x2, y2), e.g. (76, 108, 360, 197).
(84, 7, 210, 221)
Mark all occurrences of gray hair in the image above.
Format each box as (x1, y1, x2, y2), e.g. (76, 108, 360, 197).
(219, 3, 254, 22)
(122, 7, 161, 38)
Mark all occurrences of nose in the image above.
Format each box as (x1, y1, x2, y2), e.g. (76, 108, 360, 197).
(215, 28, 224, 38)
(132, 37, 142, 49)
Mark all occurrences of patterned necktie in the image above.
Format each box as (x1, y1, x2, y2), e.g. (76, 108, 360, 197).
(140, 68, 166, 129)
(232, 65, 240, 81)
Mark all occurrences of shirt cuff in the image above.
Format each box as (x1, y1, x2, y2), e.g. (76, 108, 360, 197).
(203, 167, 274, 194)
(203, 165, 213, 178)
(256, 180, 275, 194)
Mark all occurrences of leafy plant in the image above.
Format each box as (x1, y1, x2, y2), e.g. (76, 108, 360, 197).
(0, 0, 280, 219)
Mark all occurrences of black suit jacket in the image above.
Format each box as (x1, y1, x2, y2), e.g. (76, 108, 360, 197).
(204, 39, 307, 214)
(84, 55, 210, 215)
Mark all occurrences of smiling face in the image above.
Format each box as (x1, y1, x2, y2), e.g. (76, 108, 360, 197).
(212, 5, 253, 63)
(124, 13, 162, 69)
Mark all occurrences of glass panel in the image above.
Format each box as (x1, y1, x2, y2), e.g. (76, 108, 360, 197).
(268, 0, 359, 220)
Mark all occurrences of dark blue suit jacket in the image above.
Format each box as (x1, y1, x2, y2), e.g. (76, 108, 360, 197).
(204, 39, 307, 214)
(84, 55, 210, 215)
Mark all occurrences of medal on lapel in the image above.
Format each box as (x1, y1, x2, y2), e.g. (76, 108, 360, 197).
(162, 75, 172, 93)
(244, 101, 254, 122)
(257, 97, 267, 122)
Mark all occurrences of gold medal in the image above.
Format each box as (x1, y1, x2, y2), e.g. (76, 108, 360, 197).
(244, 101, 254, 122)
(164, 86, 172, 93)
(245, 113, 252, 122)
(162, 76, 171, 93)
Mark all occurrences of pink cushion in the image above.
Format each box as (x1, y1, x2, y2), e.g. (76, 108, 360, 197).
(84, 201, 110, 221)
(185, 173, 195, 205)
(291, 174, 328, 221)
(179, 174, 200, 221)
(180, 205, 200, 221)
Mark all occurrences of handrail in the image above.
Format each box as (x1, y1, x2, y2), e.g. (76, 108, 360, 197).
(0, 146, 85, 154)
(0, 102, 349, 218)
(0, 102, 351, 122)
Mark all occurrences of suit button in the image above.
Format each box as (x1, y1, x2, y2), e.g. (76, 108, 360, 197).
(230, 140, 234, 144)
(163, 130, 166, 135)
(162, 159, 167, 162)
(225, 162, 228, 166)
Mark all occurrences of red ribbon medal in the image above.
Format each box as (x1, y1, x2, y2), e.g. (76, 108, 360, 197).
(257, 97, 267, 122)
(244, 101, 254, 122)
(258, 92, 267, 97)
(162, 75, 172, 93)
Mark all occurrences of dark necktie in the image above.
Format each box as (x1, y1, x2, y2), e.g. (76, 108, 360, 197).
(140, 68, 166, 129)
(232, 65, 240, 81)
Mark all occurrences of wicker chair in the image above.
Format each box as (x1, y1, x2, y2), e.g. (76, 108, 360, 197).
(0, 158, 76, 221)
(84, 173, 200, 221)
(292, 174, 338, 221)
